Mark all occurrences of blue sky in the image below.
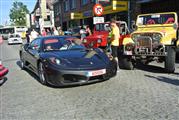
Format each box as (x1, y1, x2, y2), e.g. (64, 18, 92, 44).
(0, 0, 37, 25)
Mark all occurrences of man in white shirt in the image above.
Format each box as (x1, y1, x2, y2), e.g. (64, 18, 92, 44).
(53, 27, 59, 36)
(30, 29, 39, 41)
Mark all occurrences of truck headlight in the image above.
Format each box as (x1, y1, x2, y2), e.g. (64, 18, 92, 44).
(153, 33, 162, 41)
(97, 39, 102, 43)
(83, 39, 87, 43)
(125, 43, 135, 51)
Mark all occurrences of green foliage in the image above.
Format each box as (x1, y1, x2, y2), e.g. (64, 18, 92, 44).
(9, 1, 29, 26)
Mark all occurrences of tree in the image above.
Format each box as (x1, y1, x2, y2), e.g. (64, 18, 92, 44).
(9, 1, 29, 26)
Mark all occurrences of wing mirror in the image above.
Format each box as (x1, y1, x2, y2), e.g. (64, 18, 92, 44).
(23, 43, 29, 51)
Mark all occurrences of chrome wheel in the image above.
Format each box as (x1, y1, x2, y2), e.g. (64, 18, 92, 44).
(0, 79, 4, 85)
(20, 57, 25, 70)
(38, 63, 47, 85)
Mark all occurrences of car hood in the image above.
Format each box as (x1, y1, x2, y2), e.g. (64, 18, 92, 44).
(85, 32, 109, 39)
(135, 26, 175, 36)
(41, 50, 108, 70)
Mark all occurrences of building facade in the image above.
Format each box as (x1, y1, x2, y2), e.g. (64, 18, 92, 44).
(139, 0, 179, 15)
(31, 0, 55, 32)
(53, 0, 128, 30)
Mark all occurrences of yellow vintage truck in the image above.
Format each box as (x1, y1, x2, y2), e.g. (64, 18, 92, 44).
(120, 12, 178, 73)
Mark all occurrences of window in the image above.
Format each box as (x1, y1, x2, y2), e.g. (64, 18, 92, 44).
(30, 38, 41, 51)
(81, 0, 88, 5)
(70, 0, 76, 9)
(64, 0, 69, 12)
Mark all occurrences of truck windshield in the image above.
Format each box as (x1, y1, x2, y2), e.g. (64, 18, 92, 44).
(137, 13, 175, 25)
(95, 23, 111, 31)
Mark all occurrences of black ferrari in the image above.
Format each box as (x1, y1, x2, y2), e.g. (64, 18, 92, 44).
(19, 36, 117, 86)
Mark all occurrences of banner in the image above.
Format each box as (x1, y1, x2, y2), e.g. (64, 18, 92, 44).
(41, 0, 47, 19)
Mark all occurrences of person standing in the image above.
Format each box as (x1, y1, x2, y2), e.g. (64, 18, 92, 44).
(30, 29, 39, 41)
(46, 29, 52, 36)
(25, 30, 30, 43)
(85, 25, 92, 36)
(53, 27, 59, 36)
(80, 26, 86, 40)
(110, 18, 120, 67)
(58, 28, 64, 36)
(41, 28, 47, 37)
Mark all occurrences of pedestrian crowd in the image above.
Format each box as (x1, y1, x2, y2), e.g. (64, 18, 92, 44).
(25, 26, 65, 43)
(26, 25, 92, 43)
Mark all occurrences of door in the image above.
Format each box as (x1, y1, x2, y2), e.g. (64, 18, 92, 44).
(26, 38, 41, 71)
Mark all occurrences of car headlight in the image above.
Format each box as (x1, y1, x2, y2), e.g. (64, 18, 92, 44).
(97, 39, 102, 43)
(49, 57, 61, 65)
(83, 39, 87, 43)
(153, 33, 162, 41)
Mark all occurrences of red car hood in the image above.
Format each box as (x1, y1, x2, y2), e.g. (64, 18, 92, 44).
(85, 32, 109, 39)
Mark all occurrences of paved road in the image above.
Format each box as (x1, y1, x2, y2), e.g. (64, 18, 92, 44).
(0, 41, 179, 120)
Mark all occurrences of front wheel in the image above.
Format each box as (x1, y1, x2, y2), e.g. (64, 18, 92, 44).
(20, 55, 25, 70)
(119, 56, 134, 70)
(165, 46, 176, 73)
(38, 62, 47, 85)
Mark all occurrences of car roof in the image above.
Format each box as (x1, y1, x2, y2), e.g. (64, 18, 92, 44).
(39, 35, 76, 41)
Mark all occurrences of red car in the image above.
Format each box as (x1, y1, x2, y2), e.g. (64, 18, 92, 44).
(83, 21, 130, 48)
(0, 36, 8, 85)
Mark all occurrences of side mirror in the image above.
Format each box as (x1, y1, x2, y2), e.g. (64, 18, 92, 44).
(23, 43, 30, 51)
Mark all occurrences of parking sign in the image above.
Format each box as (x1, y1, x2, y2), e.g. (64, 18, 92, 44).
(93, 4, 104, 16)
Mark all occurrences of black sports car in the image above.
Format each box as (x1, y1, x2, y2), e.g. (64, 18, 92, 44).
(19, 36, 117, 86)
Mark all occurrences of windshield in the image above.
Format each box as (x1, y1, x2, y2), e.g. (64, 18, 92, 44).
(137, 13, 175, 25)
(43, 37, 85, 52)
(95, 23, 111, 31)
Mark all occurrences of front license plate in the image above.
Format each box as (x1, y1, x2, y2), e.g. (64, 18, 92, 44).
(86, 69, 106, 77)
(124, 51, 132, 55)
(14, 39, 18, 41)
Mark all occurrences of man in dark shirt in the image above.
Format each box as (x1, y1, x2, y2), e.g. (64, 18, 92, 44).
(25, 30, 30, 43)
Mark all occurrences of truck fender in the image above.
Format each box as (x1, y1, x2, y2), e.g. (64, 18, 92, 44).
(177, 39, 179, 47)
(122, 37, 134, 45)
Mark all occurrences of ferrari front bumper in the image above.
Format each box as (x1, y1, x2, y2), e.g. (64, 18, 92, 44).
(44, 62, 117, 86)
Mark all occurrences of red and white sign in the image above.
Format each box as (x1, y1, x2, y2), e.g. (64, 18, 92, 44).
(93, 4, 104, 16)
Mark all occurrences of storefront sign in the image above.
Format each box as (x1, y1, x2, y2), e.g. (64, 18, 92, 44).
(93, 17, 104, 24)
(98, 0, 110, 2)
(103, 1, 128, 15)
(41, 0, 47, 19)
(71, 13, 83, 20)
(112, 1, 128, 11)
(83, 10, 93, 18)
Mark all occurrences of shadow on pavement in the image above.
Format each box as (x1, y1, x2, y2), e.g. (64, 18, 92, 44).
(0, 77, 8, 86)
(145, 75, 179, 86)
(135, 63, 166, 73)
(16, 60, 42, 85)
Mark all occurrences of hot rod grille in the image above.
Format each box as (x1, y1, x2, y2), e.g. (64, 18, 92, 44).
(136, 36, 152, 47)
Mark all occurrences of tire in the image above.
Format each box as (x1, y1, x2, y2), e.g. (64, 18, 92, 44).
(119, 57, 134, 70)
(38, 62, 47, 85)
(0, 79, 4, 85)
(165, 46, 176, 73)
(20, 56, 25, 70)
